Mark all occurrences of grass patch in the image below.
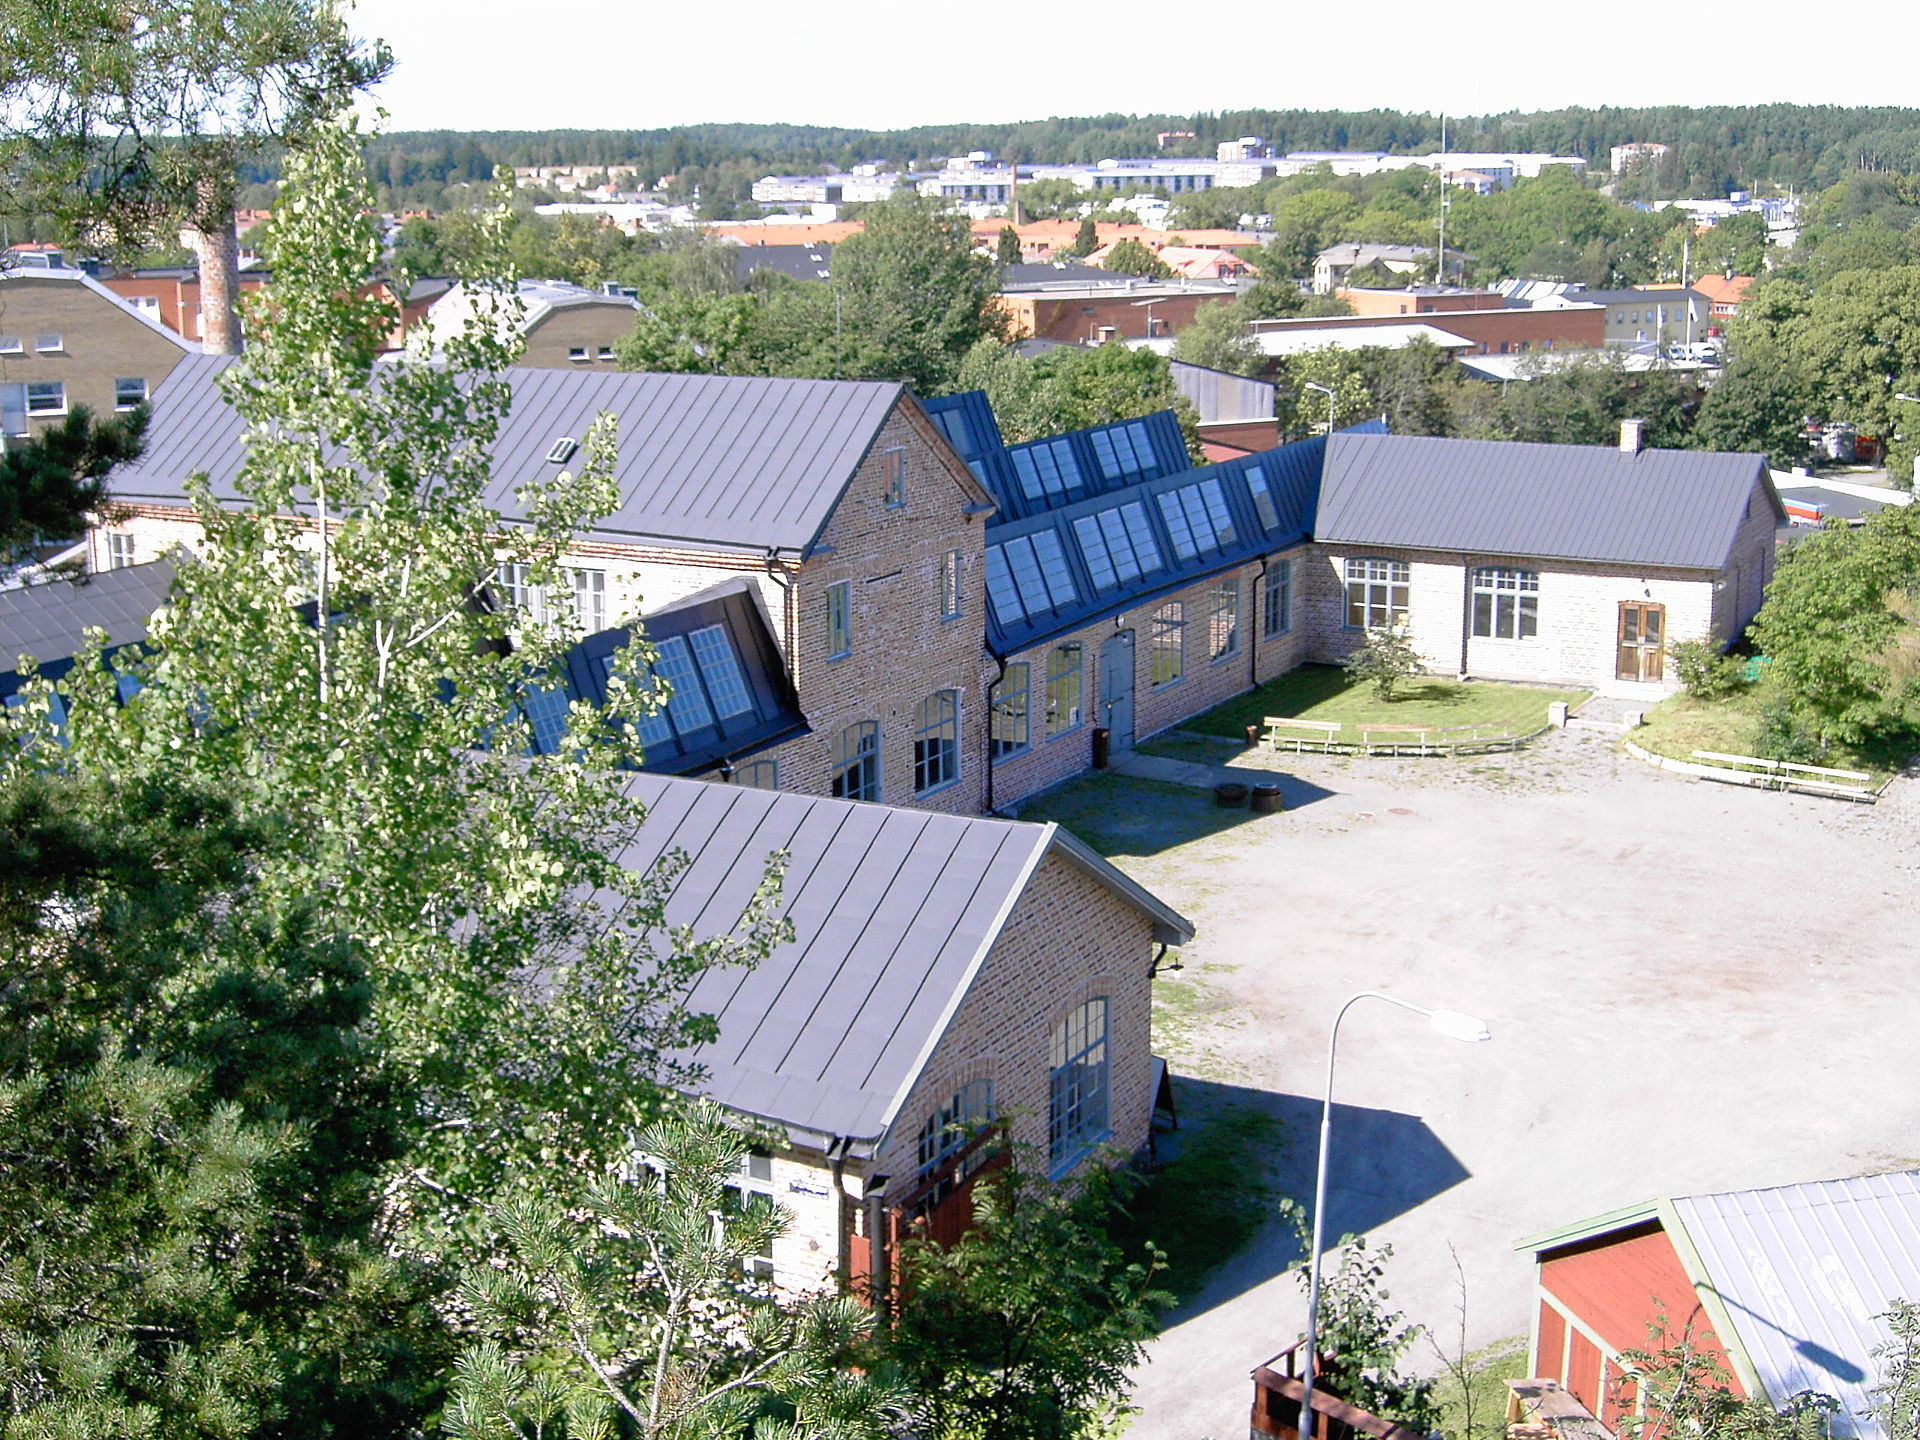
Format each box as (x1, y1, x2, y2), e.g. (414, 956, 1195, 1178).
(1635, 686, 1908, 784)
(1431, 1336, 1528, 1440)
(1012, 773, 1271, 859)
(1133, 731, 1244, 766)
(1110, 1105, 1282, 1304)
(1184, 664, 1590, 740)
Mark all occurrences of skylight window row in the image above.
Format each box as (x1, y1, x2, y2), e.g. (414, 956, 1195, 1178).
(1156, 477, 1236, 561)
(1008, 437, 1085, 505)
(1088, 420, 1158, 483)
(986, 531, 1079, 625)
(1071, 501, 1162, 594)
(624, 624, 757, 756)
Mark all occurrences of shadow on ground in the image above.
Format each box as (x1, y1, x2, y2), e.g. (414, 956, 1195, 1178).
(1150, 1076, 1474, 1324)
(1011, 772, 1338, 858)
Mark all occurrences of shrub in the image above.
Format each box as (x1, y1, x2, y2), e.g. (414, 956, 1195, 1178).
(1754, 701, 1821, 763)
(1342, 627, 1424, 702)
(1670, 638, 1750, 701)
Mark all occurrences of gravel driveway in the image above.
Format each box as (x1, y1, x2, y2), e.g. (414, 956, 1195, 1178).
(1077, 729, 1920, 1440)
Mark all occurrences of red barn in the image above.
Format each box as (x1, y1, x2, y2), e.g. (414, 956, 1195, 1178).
(1516, 1172, 1920, 1440)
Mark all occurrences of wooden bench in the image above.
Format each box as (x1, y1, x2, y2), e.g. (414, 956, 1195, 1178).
(1262, 716, 1343, 753)
(1358, 723, 1439, 756)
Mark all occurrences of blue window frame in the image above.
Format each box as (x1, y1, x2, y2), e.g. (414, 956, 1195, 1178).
(1049, 998, 1109, 1173)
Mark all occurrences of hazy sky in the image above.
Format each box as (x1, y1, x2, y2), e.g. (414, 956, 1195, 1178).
(347, 0, 1920, 134)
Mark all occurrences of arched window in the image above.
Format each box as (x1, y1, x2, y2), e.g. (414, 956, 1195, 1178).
(1471, 568, 1540, 640)
(913, 690, 959, 794)
(831, 721, 880, 802)
(1048, 998, 1110, 1173)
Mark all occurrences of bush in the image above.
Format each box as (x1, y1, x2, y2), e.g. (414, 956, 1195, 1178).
(1342, 627, 1424, 702)
(1670, 638, 1751, 701)
(1753, 701, 1821, 763)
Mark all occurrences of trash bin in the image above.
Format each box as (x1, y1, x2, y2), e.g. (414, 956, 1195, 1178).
(1214, 782, 1248, 807)
(1091, 726, 1111, 770)
(1250, 783, 1284, 814)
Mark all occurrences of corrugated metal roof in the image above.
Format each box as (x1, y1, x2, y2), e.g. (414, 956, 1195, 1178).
(111, 358, 911, 555)
(1316, 432, 1776, 570)
(1674, 1172, 1920, 1437)
(615, 774, 1192, 1144)
(0, 559, 175, 693)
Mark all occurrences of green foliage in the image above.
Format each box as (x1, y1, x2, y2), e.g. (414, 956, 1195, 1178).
(0, 773, 445, 1438)
(0, 404, 148, 559)
(1669, 638, 1751, 701)
(1100, 237, 1171, 279)
(1749, 508, 1920, 747)
(1341, 627, 1425, 702)
(447, 1103, 897, 1440)
(1280, 1201, 1438, 1434)
(1491, 352, 1697, 449)
(1873, 1300, 1920, 1440)
(1615, 1317, 1838, 1440)
(1274, 350, 1374, 436)
(1071, 217, 1099, 258)
(955, 341, 1202, 460)
(997, 225, 1023, 265)
(1171, 299, 1263, 378)
(1691, 341, 1815, 471)
(883, 1158, 1171, 1440)
(829, 196, 1008, 394)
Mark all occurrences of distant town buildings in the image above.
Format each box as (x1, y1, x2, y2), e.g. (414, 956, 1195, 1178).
(1609, 141, 1670, 173)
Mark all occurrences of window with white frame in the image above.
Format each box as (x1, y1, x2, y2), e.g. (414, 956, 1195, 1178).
(114, 377, 147, 410)
(914, 689, 959, 794)
(1471, 567, 1539, 639)
(990, 662, 1030, 760)
(721, 1151, 776, 1281)
(1048, 998, 1109, 1173)
(939, 550, 962, 620)
(882, 448, 905, 508)
(33, 334, 61, 353)
(572, 567, 606, 632)
(1150, 601, 1184, 688)
(24, 381, 64, 416)
(595, 347, 615, 362)
(1046, 643, 1082, 736)
(918, 1078, 996, 1180)
(0, 336, 19, 354)
(825, 580, 851, 659)
(107, 532, 137, 570)
(567, 346, 589, 362)
(831, 721, 880, 801)
(1209, 577, 1239, 661)
(1263, 559, 1292, 638)
(1345, 558, 1409, 629)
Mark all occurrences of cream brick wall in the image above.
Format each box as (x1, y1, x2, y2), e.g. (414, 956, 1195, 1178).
(874, 850, 1158, 1188)
(1306, 544, 1731, 697)
(764, 1149, 845, 1294)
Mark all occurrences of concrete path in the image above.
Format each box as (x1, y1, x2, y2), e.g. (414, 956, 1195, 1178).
(1086, 728, 1920, 1440)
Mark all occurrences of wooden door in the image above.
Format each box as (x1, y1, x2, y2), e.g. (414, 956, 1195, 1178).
(1616, 602, 1666, 681)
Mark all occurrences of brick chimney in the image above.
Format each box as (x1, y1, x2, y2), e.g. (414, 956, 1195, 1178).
(1619, 418, 1645, 454)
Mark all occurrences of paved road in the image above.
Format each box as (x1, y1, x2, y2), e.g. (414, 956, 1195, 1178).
(1087, 729, 1920, 1440)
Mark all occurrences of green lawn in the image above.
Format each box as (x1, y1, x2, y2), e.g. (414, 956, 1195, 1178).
(1635, 687, 1907, 784)
(1183, 664, 1590, 739)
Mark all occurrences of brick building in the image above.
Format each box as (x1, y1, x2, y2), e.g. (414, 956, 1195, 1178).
(0, 269, 195, 438)
(415, 278, 642, 368)
(100, 267, 271, 345)
(606, 771, 1192, 1294)
(1517, 1171, 1920, 1440)
(95, 356, 1000, 815)
(1250, 304, 1607, 357)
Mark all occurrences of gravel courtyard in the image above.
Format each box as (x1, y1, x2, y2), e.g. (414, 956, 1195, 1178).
(1026, 729, 1920, 1440)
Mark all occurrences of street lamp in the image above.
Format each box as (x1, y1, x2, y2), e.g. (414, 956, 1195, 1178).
(1295, 992, 1492, 1440)
(1302, 380, 1337, 437)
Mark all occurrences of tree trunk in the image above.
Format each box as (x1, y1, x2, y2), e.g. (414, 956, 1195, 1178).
(186, 211, 241, 355)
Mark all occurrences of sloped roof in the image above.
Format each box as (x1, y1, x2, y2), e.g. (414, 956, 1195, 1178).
(111, 356, 930, 555)
(1, 268, 197, 352)
(1520, 1172, 1920, 1440)
(0, 559, 176, 693)
(1674, 1173, 1920, 1437)
(615, 774, 1192, 1146)
(1316, 432, 1778, 570)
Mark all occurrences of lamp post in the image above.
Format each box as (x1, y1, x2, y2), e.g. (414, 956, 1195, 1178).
(1295, 992, 1491, 1440)
(1303, 380, 1337, 438)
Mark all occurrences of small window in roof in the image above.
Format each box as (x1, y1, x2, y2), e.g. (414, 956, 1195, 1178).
(545, 436, 579, 465)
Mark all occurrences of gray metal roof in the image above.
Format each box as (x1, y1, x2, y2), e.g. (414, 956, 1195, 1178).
(1316, 432, 1778, 571)
(614, 773, 1191, 1146)
(112, 356, 918, 555)
(1673, 1172, 1920, 1437)
(0, 558, 175, 691)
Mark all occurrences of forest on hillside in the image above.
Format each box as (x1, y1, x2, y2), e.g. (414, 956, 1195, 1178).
(333, 104, 1920, 213)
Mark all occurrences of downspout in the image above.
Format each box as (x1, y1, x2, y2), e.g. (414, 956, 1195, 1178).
(984, 644, 1008, 814)
(1251, 555, 1269, 691)
(1459, 560, 1474, 679)
(826, 1136, 854, 1288)
(764, 547, 797, 686)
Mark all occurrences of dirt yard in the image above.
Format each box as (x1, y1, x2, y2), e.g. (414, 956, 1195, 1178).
(1019, 729, 1920, 1440)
